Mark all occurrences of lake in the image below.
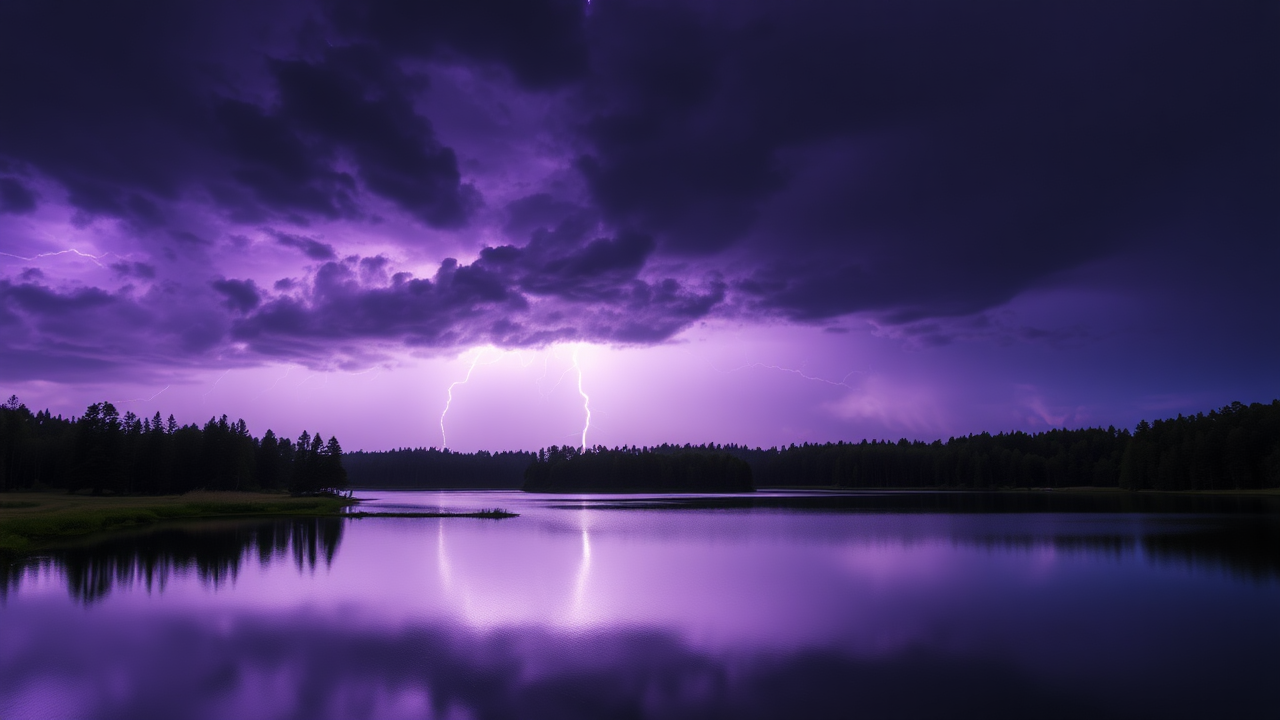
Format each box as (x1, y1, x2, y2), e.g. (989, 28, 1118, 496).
(2, 490, 1278, 719)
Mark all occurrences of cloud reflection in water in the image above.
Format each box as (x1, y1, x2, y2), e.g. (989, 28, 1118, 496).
(1, 494, 1278, 719)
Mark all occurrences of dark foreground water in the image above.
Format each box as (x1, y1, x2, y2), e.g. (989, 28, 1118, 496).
(2, 491, 1279, 720)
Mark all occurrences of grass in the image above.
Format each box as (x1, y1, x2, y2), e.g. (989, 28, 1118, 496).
(0, 491, 354, 555)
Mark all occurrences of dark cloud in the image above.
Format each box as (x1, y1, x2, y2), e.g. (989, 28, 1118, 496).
(0, 177, 37, 214)
(211, 278, 263, 313)
(482, 216, 656, 301)
(0, 277, 229, 381)
(267, 47, 478, 228)
(329, 0, 589, 89)
(169, 230, 208, 245)
(211, 46, 478, 228)
(0, 0, 222, 226)
(0, 0, 1274, 374)
(212, 97, 359, 223)
(0, 223, 713, 375)
(573, 0, 1279, 323)
(502, 193, 588, 240)
(0, 1, 476, 230)
(111, 261, 158, 280)
(271, 230, 338, 261)
(227, 230, 722, 362)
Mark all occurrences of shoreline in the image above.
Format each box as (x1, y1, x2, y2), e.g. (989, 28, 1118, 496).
(6, 486, 1275, 556)
(353, 485, 1280, 497)
(757, 486, 1280, 496)
(0, 491, 356, 556)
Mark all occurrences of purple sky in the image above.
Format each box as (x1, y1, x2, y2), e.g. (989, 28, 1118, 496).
(0, 1, 1276, 452)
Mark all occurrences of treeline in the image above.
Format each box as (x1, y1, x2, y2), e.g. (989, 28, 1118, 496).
(346, 400, 1277, 492)
(0, 396, 347, 495)
(726, 400, 1278, 490)
(1119, 401, 1280, 490)
(728, 426, 1130, 489)
(343, 448, 533, 488)
(9, 396, 1272, 493)
(522, 445, 755, 493)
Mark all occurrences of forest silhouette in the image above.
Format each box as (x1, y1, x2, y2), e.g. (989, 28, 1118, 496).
(522, 445, 754, 493)
(2, 398, 1277, 494)
(0, 396, 346, 495)
(345, 400, 1279, 492)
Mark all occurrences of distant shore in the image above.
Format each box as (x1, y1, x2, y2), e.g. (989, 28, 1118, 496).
(753, 486, 1280, 496)
(6, 486, 1275, 556)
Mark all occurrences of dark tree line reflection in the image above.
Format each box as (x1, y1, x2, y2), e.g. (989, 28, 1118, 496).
(963, 523, 1280, 582)
(4, 506, 1278, 608)
(0, 517, 343, 604)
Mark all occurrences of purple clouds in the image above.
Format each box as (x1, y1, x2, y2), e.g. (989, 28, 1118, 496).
(0, 0, 1275, 445)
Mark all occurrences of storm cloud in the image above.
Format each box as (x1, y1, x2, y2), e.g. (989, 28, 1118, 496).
(0, 0, 1275, 380)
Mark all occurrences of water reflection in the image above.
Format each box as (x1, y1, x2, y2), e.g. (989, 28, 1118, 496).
(556, 489, 1280, 514)
(4, 510, 1278, 611)
(0, 610, 1121, 720)
(1142, 517, 1280, 581)
(573, 522, 591, 617)
(1, 517, 343, 604)
(1, 493, 1278, 719)
(962, 520, 1280, 581)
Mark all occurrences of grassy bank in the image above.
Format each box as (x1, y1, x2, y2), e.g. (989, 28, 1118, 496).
(0, 492, 354, 555)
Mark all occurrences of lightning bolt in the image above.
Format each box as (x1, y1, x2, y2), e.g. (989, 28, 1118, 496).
(439, 349, 483, 450)
(0, 248, 112, 268)
(253, 366, 295, 400)
(431, 343, 592, 450)
(543, 361, 578, 397)
(721, 362, 862, 389)
(113, 385, 171, 404)
(202, 369, 231, 398)
(573, 345, 591, 451)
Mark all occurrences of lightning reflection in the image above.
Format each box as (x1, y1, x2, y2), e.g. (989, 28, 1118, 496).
(436, 521, 452, 590)
(572, 521, 592, 617)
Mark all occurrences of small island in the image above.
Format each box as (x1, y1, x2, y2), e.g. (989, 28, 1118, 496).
(522, 445, 755, 493)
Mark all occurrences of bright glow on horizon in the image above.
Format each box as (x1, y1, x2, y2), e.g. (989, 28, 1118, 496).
(4, 323, 1102, 454)
(435, 342, 596, 452)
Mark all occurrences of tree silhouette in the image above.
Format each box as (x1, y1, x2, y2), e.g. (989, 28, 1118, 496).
(0, 399, 347, 495)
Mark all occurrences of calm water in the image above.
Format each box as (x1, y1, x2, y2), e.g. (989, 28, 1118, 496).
(2, 490, 1278, 719)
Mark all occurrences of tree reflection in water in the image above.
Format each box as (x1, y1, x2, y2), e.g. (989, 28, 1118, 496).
(1, 517, 343, 604)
